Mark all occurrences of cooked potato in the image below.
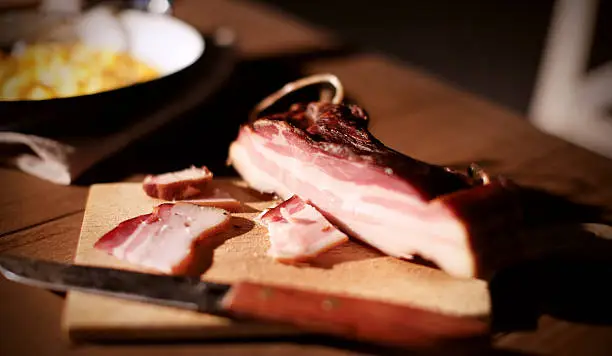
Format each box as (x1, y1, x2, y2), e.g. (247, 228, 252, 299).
(0, 42, 159, 100)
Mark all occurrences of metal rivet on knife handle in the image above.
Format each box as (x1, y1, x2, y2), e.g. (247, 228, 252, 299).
(321, 298, 339, 311)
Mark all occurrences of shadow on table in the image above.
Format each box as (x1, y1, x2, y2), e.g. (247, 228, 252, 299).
(472, 189, 612, 332)
(490, 253, 612, 332)
(379, 178, 612, 333)
(75, 333, 534, 356)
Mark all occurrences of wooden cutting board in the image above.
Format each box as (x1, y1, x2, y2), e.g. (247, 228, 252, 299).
(63, 179, 490, 341)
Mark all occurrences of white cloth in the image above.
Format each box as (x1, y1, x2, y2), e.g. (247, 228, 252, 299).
(0, 132, 75, 185)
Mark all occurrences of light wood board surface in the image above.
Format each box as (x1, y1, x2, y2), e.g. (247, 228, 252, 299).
(64, 180, 490, 341)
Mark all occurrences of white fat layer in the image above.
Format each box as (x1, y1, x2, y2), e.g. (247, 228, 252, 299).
(266, 199, 348, 259)
(110, 204, 228, 273)
(231, 133, 471, 269)
(151, 166, 211, 184)
(247, 133, 424, 207)
(229, 141, 293, 198)
(112, 219, 150, 260)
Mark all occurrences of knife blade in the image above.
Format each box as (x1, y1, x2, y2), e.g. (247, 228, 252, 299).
(0, 254, 489, 348)
(0, 254, 230, 313)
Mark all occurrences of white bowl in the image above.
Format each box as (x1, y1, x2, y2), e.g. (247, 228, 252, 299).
(70, 6, 205, 76)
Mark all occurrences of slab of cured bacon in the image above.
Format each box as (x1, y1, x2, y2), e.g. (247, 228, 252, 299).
(229, 74, 523, 278)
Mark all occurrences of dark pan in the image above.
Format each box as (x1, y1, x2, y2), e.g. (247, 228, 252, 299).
(0, 31, 235, 138)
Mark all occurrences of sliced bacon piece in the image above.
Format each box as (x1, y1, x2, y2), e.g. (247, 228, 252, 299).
(258, 195, 349, 263)
(229, 101, 523, 278)
(180, 188, 242, 212)
(143, 166, 213, 200)
(93, 214, 150, 252)
(94, 203, 231, 274)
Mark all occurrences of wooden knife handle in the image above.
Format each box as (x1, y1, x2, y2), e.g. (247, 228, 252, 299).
(220, 281, 489, 348)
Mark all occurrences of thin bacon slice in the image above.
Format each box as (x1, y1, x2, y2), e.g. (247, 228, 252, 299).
(180, 188, 242, 212)
(94, 203, 231, 274)
(258, 195, 349, 263)
(143, 166, 213, 200)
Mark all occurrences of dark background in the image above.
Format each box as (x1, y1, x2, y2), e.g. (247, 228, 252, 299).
(260, 0, 612, 116)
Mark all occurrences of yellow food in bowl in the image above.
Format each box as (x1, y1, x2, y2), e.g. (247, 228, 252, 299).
(0, 42, 160, 101)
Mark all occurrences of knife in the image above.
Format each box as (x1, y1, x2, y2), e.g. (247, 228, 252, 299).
(0, 254, 489, 348)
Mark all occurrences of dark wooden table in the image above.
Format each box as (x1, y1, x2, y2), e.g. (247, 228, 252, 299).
(2, 1, 612, 355)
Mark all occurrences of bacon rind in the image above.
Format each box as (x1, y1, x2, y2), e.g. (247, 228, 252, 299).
(256, 103, 473, 199)
(93, 214, 151, 252)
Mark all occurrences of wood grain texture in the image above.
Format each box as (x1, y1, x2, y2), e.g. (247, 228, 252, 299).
(173, 0, 338, 59)
(0, 167, 87, 236)
(503, 142, 612, 219)
(222, 281, 489, 348)
(0, 212, 82, 263)
(64, 181, 490, 341)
